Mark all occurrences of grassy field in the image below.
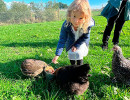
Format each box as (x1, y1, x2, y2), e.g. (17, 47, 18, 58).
(0, 15, 130, 100)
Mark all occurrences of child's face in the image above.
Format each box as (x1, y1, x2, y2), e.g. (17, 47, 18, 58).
(70, 11, 85, 29)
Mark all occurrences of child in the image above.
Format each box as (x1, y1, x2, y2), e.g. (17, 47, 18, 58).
(101, 0, 129, 50)
(52, 0, 95, 65)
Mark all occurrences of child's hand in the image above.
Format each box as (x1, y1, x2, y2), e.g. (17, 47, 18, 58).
(52, 56, 59, 64)
(71, 46, 77, 52)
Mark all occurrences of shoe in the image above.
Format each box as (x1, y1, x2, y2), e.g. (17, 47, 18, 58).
(101, 43, 108, 50)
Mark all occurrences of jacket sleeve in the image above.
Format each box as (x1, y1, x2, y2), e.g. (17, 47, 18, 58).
(55, 21, 68, 56)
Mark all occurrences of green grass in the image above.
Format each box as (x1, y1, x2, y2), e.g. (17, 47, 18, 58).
(0, 16, 130, 100)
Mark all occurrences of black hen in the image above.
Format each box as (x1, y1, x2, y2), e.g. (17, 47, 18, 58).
(54, 64, 91, 95)
(112, 45, 130, 85)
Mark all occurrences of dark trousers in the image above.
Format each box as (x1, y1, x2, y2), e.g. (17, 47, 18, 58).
(70, 59, 83, 65)
(102, 1, 126, 45)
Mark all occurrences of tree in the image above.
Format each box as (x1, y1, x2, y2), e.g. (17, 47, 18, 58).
(9, 1, 31, 23)
(45, 1, 53, 9)
(0, 0, 7, 12)
(58, 2, 68, 9)
(44, 1, 59, 21)
(45, 2, 68, 9)
(0, 0, 8, 22)
(30, 2, 44, 22)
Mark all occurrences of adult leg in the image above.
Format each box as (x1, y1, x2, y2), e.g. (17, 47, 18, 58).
(112, 20, 125, 45)
(112, 1, 126, 45)
(102, 15, 117, 49)
(77, 59, 83, 65)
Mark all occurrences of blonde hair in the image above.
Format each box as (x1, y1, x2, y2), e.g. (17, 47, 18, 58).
(66, 0, 91, 33)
